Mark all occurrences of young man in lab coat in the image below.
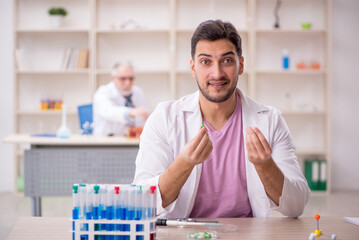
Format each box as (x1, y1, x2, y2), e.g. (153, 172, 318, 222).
(134, 20, 310, 218)
(93, 64, 149, 136)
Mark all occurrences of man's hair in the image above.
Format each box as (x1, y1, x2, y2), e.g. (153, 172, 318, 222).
(191, 20, 242, 59)
(111, 62, 133, 77)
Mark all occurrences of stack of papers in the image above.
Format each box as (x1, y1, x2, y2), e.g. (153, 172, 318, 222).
(344, 217, 359, 226)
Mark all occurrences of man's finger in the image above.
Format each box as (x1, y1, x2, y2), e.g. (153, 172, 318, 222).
(253, 127, 271, 153)
(198, 137, 213, 162)
(186, 126, 207, 153)
(249, 129, 265, 153)
(192, 131, 211, 159)
(245, 129, 256, 154)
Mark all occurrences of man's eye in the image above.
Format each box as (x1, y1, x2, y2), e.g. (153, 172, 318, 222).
(200, 59, 209, 65)
(223, 58, 233, 63)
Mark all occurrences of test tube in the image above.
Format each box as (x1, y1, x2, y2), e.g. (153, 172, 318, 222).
(121, 185, 129, 240)
(124, 184, 136, 239)
(149, 186, 157, 236)
(149, 186, 157, 219)
(114, 186, 123, 240)
(135, 185, 144, 240)
(86, 186, 93, 220)
(93, 185, 100, 220)
(78, 184, 88, 240)
(107, 185, 115, 240)
(72, 184, 79, 240)
(79, 184, 87, 220)
(100, 184, 107, 219)
(93, 185, 101, 240)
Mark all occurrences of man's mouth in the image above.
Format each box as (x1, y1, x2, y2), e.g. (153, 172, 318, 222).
(208, 80, 228, 88)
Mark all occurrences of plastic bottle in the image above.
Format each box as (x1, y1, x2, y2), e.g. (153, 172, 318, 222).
(282, 49, 290, 70)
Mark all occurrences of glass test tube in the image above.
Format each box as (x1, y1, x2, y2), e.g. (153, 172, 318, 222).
(72, 184, 79, 240)
(107, 185, 115, 240)
(114, 186, 123, 240)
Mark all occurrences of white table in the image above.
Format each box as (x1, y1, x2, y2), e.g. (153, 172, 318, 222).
(4, 134, 140, 217)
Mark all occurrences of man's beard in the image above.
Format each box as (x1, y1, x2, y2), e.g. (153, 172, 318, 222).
(196, 76, 237, 103)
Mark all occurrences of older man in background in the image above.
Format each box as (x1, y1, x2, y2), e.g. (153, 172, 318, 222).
(93, 63, 149, 136)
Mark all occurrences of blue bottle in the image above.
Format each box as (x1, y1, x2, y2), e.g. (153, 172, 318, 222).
(282, 49, 290, 70)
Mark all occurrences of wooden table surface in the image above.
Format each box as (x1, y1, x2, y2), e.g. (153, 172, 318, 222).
(6, 216, 359, 240)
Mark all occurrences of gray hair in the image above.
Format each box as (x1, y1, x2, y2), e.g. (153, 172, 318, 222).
(111, 62, 134, 77)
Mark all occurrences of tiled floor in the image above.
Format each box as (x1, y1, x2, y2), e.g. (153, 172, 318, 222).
(1, 190, 358, 240)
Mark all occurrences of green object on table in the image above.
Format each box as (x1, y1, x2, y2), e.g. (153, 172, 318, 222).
(301, 22, 312, 29)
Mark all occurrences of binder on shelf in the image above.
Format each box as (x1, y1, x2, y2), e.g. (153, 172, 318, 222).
(304, 159, 327, 191)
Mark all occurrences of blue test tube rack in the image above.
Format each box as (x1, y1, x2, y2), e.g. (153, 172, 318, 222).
(72, 184, 157, 240)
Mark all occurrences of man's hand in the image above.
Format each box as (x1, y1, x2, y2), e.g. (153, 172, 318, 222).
(245, 127, 272, 168)
(129, 107, 149, 120)
(245, 126, 284, 205)
(159, 126, 213, 208)
(180, 126, 213, 166)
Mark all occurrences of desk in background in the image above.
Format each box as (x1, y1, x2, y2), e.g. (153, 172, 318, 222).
(7, 217, 359, 240)
(3, 134, 140, 217)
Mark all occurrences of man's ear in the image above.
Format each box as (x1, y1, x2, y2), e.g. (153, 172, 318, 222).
(190, 59, 196, 78)
(239, 56, 244, 75)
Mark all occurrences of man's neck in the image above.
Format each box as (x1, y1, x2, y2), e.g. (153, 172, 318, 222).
(199, 91, 237, 131)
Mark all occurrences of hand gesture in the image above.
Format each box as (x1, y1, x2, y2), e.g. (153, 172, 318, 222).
(245, 127, 272, 168)
(180, 126, 213, 166)
(129, 107, 149, 120)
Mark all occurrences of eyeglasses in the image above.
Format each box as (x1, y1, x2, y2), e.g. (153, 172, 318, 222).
(115, 76, 134, 82)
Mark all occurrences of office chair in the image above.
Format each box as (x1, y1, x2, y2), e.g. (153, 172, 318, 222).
(77, 104, 93, 134)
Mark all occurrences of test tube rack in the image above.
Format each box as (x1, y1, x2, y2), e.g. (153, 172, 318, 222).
(72, 218, 156, 240)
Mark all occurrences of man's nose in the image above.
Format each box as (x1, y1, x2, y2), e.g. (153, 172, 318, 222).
(209, 63, 225, 80)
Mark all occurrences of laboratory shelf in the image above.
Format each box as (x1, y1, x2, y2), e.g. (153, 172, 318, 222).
(16, 29, 90, 33)
(16, 70, 90, 75)
(96, 29, 169, 34)
(295, 149, 328, 156)
(255, 29, 326, 34)
(255, 70, 326, 75)
(95, 69, 169, 75)
(11, 0, 332, 194)
(176, 28, 248, 35)
(16, 110, 77, 116)
(281, 110, 326, 116)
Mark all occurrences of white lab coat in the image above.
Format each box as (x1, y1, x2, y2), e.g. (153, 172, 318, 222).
(133, 89, 310, 218)
(93, 82, 148, 136)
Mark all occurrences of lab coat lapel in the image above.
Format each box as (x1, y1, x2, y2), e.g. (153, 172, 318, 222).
(239, 89, 272, 217)
(179, 91, 203, 217)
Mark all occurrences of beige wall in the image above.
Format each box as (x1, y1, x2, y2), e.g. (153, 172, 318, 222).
(0, 0, 358, 191)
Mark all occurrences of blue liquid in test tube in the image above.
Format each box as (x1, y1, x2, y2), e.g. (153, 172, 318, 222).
(107, 186, 115, 240)
(79, 184, 88, 240)
(100, 185, 107, 239)
(134, 186, 143, 240)
(93, 185, 101, 240)
(114, 186, 123, 240)
(72, 184, 79, 240)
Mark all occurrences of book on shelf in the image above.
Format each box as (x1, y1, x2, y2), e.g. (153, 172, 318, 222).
(15, 48, 29, 71)
(60, 48, 89, 70)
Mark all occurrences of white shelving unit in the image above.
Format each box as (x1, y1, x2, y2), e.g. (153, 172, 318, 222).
(12, 0, 331, 193)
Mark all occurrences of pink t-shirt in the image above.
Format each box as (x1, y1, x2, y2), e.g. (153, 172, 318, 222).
(189, 93, 253, 218)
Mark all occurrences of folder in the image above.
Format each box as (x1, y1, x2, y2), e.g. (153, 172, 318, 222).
(304, 159, 327, 191)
